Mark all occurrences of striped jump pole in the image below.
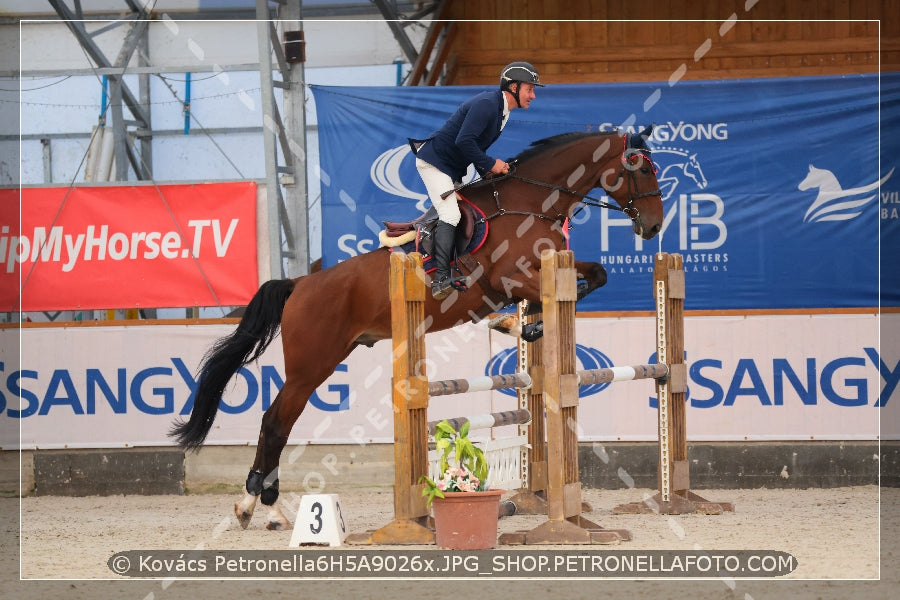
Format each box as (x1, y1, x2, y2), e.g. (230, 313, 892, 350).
(429, 372, 531, 397)
(577, 363, 669, 385)
(427, 409, 532, 436)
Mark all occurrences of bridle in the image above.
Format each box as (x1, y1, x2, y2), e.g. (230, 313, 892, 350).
(502, 133, 662, 228)
(438, 132, 662, 297)
(446, 133, 662, 233)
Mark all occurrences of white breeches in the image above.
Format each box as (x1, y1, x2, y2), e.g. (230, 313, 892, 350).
(416, 157, 461, 226)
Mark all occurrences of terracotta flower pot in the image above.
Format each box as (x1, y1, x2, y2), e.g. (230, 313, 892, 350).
(431, 489, 504, 550)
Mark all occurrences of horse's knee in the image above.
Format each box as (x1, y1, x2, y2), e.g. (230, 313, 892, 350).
(574, 263, 607, 302)
(524, 301, 542, 316)
(583, 263, 607, 288)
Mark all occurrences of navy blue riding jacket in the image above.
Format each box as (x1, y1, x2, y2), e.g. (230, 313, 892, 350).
(411, 90, 506, 182)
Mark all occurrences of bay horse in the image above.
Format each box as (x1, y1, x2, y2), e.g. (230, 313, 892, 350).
(170, 126, 664, 530)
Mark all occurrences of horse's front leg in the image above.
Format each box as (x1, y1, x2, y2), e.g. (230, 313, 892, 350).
(482, 263, 542, 339)
(573, 260, 608, 301)
(487, 260, 607, 340)
(520, 260, 607, 313)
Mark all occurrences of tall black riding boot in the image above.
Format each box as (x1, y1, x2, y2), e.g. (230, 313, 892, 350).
(431, 221, 468, 300)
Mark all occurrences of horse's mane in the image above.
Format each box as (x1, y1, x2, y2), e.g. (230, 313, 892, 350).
(510, 129, 652, 165)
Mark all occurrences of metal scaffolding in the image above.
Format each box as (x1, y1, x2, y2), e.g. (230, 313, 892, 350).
(7, 0, 447, 321)
(41, 0, 314, 280)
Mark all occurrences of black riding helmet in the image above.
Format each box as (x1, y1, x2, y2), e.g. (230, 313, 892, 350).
(500, 61, 544, 108)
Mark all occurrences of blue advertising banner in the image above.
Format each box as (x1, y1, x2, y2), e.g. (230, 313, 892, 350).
(312, 73, 899, 311)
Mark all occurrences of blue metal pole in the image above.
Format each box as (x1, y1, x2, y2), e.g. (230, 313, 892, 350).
(183, 72, 191, 135)
(100, 75, 108, 125)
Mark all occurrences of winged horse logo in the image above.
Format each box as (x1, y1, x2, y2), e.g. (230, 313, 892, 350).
(798, 165, 894, 223)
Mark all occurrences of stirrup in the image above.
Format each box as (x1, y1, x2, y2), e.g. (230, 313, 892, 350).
(449, 274, 469, 293)
(432, 274, 468, 300)
(448, 262, 469, 293)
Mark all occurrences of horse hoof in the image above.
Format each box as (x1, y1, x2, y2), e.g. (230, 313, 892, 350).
(234, 504, 253, 530)
(487, 314, 521, 337)
(266, 519, 289, 531)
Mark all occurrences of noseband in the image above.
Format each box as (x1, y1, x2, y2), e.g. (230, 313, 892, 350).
(612, 134, 662, 227)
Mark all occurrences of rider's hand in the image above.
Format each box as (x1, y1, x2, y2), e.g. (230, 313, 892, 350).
(490, 159, 510, 175)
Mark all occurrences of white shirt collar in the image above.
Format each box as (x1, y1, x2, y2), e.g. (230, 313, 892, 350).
(501, 92, 510, 130)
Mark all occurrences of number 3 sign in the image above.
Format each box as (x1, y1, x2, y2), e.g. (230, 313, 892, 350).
(289, 494, 348, 547)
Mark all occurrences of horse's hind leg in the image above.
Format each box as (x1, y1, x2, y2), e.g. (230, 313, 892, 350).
(235, 490, 258, 529)
(233, 378, 314, 530)
(234, 468, 279, 529)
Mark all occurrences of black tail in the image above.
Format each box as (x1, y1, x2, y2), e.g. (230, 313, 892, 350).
(170, 278, 296, 451)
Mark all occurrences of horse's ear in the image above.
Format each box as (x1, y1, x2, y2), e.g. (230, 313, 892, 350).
(639, 124, 654, 141)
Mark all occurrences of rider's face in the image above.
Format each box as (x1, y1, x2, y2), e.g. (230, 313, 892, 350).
(515, 83, 536, 109)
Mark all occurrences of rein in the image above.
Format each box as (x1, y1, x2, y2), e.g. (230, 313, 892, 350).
(507, 170, 624, 214)
(450, 133, 662, 231)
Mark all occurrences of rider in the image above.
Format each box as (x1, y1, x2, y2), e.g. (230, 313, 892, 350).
(410, 61, 543, 299)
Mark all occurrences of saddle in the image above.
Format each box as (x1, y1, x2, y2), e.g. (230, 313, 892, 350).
(380, 199, 478, 258)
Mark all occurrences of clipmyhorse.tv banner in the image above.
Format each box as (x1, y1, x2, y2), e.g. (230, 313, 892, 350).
(2, 181, 259, 311)
(312, 73, 899, 311)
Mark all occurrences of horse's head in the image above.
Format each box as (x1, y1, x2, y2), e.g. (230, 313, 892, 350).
(500, 128, 664, 241)
(602, 125, 664, 240)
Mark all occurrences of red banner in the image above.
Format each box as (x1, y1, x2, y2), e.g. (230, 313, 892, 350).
(1, 182, 259, 312)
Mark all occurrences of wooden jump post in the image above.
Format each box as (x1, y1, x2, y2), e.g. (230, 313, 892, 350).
(504, 250, 732, 545)
(346, 252, 532, 545)
(501, 249, 637, 544)
(613, 252, 734, 515)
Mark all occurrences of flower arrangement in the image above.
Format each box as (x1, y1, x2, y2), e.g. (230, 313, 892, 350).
(420, 419, 489, 506)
